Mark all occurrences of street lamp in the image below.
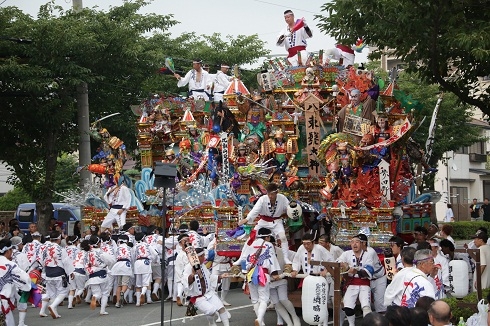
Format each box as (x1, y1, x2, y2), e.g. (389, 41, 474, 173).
(153, 162, 177, 326)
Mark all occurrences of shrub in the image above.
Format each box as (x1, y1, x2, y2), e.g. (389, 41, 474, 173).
(440, 221, 490, 240)
(443, 288, 490, 322)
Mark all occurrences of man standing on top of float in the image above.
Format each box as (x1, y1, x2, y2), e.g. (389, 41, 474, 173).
(174, 59, 211, 101)
(212, 63, 232, 103)
(276, 10, 312, 66)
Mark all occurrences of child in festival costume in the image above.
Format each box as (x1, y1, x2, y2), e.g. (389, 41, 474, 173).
(112, 235, 133, 308)
(39, 231, 74, 319)
(81, 235, 116, 315)
(131, 233, 158, 307)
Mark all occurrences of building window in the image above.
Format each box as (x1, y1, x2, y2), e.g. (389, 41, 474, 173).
(469, 141, 485, 155)
(455, 146, 469, 154)
(484, 181, 490, 201)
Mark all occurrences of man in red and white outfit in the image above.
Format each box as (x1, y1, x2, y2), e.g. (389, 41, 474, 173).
(276, 10, 312, 66)
(241, 228, 280, 326)
(238, 183, 293, 266)
(337, 234, 375, 326)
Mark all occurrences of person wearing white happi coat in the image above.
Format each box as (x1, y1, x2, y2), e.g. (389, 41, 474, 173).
(211, 64, 232, 102)
(182, 248, 230, 326)
(359, 235, 387, 313)
(64, 235, 81, 309)
(384, 249, 437, 308)
(291, 233, 334, 326)
(238, 183, 293, 265)
(241, 228, 280, 326)
(132, 233, 158, 307)
(146, 228, 163, 302)
(164, 231, 179, 301)
(428, 238, 449, 299)
(188, 220, 204, 248)
(270, 237, 300, 326)
(174, 234, 190, 306)
(276, 10, 312, 66)
(39, 231, 75, 319)
(9, 237, 30, 326)
(174, 59, 211, 101)
(82, 235, 116, 315)
(10, 238, 29, 273)
(101, 179, 131, 231)
(207, 237, 233, 306)
(337, 234, 375, 326)
(0, 239, 32, 326)
(111, 235, 133, 308)
(318, 234, 344, 261)
(21, 232, 43, 272)
(70, 238, 88, 309)
(99, 232, 118, 304)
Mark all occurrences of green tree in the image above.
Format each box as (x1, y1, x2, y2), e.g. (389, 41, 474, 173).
(316, 0, 490, 116)
(0, 187, 32, 211)
(0, 1, 269, 232)
(140, 32, 269, 95)
(0, 1, 177, 232)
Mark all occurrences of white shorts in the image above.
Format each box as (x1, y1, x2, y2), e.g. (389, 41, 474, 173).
(343, 285, 371, 309)
(45, 279, 69, 299)
(152, 265, 162, 280)
(249, 278, 271, 304)
(194, 293, 224, 316)
(135, 273, 152, 288)
(101, 209, 126, 228)
(69, 272, 87, 291)
(269, 283, 288, 304)
(89, 281, 111, 299)
(254, 219, 286, 239)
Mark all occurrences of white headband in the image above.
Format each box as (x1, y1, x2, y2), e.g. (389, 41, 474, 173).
(0, 245, 13, 254)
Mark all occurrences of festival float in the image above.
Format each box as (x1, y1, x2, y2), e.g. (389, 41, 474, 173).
(74, 41, 437, 258)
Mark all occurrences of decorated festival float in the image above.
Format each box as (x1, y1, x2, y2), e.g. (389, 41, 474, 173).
(76, 41, 438, 252)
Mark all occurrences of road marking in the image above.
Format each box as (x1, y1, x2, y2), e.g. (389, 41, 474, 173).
(139, 304, 254, 325)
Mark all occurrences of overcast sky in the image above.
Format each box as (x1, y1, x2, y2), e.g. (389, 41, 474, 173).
(5, 0, 368, 65)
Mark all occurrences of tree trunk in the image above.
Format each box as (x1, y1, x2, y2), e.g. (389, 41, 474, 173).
(36, 201, 53, 236)
(37, 130, 58, 235)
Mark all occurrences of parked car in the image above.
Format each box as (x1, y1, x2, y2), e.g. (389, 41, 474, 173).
(16, 203, 81, 233)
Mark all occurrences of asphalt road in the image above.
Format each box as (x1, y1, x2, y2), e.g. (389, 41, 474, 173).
(22, 287, 360, 326)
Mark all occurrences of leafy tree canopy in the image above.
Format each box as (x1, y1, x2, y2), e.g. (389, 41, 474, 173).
(0, 0, 269, 205)
(316, 0, 490, 116)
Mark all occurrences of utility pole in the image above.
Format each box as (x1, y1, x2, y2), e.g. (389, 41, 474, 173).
(73, 0, 91, 186)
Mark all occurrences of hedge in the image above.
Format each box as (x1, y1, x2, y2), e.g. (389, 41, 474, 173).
(443, 288, 490, 322)
(440, 221, 490, 240)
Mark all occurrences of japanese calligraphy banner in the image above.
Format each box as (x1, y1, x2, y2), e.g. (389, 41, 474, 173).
(384, 256, 397, 280)
(378, 159, 391, 200)
(220, 132, 229, 178)
(304, 95, 322, 177)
